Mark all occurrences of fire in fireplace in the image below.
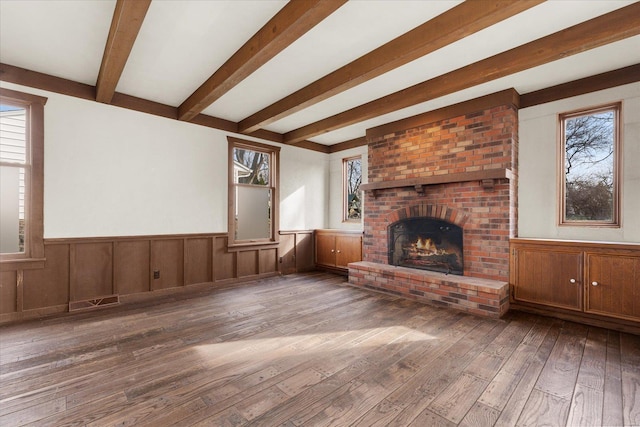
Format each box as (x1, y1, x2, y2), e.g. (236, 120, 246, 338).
(388, 218, 463, 275)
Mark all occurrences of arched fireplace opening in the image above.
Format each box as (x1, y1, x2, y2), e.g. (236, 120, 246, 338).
(388, 217, 463, 275)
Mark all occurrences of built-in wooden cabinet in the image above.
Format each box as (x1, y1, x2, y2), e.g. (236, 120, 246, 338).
(315, 230, 363, 274)
(510, 239, 640, 327)
(512, 247, 583, 311)
(585, 252, 640, 322)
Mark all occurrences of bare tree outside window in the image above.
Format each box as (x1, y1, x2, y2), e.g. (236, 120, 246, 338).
(344, 156, 362, 221)
(560, 104, 620, 225)
(233, 148, 270, 185)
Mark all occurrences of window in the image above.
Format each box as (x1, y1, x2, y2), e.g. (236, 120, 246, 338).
(559, 103, 621, 226)
(343, 156, 362, 222)
(0, 88, 46, 264)
(228, 137, 279, 246)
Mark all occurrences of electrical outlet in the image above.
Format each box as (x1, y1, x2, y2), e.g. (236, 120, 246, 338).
(153, 270, 160, 279)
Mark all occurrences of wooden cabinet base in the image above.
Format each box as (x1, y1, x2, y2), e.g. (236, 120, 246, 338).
(314, 229, 363, 274)
(315, 264, 349, 276)
(510, 238, 640, 333)
(510, 301, 640, 336)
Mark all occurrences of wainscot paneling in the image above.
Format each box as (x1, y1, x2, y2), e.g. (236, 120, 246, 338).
(151, 239, 184, 290)
(214, 236, 235, 281)
(0, 231, 315, 324)
(0, 271, 17, 313)
(279, 233, 296, 275)
(259, 248, 278, 274)
(237, 250, 259, 278)
(296, 232, 315, 272)
(71, 242, 114, 301)
(114, 240, 150, 295)
(279, 230, 315, 274)
(185, 237, 212, 285)
(22, 244, 69, 311)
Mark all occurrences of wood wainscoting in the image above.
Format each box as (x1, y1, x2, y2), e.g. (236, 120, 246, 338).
(0, 230, 315, 324)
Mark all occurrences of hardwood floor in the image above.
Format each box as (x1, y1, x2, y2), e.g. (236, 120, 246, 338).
(0, 272, 638, 426)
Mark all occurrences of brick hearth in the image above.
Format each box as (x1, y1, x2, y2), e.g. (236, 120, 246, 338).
(349, 261, 509, 318)
(349, 91, 519, 318)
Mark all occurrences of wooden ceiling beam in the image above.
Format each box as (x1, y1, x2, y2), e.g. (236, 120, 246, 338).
(177, 0, 347, 122)
(239, 0, 545, 134)
(0, 62, 329, 153)
(520, 63, 640, 108)
(283, 2, 640, 144)
(95, 0, 151, 104)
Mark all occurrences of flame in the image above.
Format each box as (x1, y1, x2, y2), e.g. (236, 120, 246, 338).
(414, 237, 437, 253)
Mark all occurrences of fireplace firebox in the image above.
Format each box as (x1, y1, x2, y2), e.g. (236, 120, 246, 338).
(388, 218, 463, 275)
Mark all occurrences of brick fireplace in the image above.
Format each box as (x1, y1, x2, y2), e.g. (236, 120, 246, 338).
(349, 90, 519, 318)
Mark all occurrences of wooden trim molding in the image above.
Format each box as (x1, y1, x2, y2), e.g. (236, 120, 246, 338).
(0, 87, 46, 268)
(227, 137, 281, 248)
(283, 3, 640, 144)
(0, 63, 95, 100)
(0, 258, 45, 272)
(43, 232, 227, 245)
(0, 87, 48, 105)
(361, 168, 513, 197)
(327, 137, 367, 153)
(557, 102, 622, 228)
(510, 238, 640, 252)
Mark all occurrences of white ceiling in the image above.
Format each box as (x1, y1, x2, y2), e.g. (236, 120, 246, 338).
(1, 0, 638, 147)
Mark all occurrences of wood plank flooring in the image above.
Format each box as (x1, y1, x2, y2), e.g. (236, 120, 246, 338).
(0, 272, 639, 426)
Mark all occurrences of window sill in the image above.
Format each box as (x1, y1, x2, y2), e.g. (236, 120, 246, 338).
(559, 223, 620, 228)
(0, 257, 46, 271)
(227, 241, 279, 252)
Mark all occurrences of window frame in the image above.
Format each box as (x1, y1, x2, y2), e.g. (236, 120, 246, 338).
(343, 155, 362, 223)
(558, 102, 622, 228)
(0, 88, 46, 268)
(227, 136, 280, 248)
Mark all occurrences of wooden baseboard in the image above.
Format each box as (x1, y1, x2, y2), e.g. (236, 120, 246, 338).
(315, 265, 348, 276)
(69, 295, 120, 312)
(0, 304, 68, 325)
(510, 302, 640, 336)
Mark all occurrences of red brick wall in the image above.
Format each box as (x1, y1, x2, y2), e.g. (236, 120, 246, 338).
(364, 105, 518, 281)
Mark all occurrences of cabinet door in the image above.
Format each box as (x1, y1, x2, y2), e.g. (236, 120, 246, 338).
(315, 234, 336, 267)
(335, 235, 362, 268)
(586, 253, 640, 321)
(513, 248, 583, 311)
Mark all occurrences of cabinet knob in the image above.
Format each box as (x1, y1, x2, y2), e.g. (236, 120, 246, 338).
(591, 281, 599, 287)
(331, 249, 335, 253)
(336, 250, 341, 253)
(569, 278, 576, 284)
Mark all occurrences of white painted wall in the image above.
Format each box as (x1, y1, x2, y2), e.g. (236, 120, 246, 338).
(0, 82, 328, 238)
(328, 146, 368, 230)
(280, 145, 328, 231)
(11, 77, 635, 242)
(518, 82, 640, 243)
